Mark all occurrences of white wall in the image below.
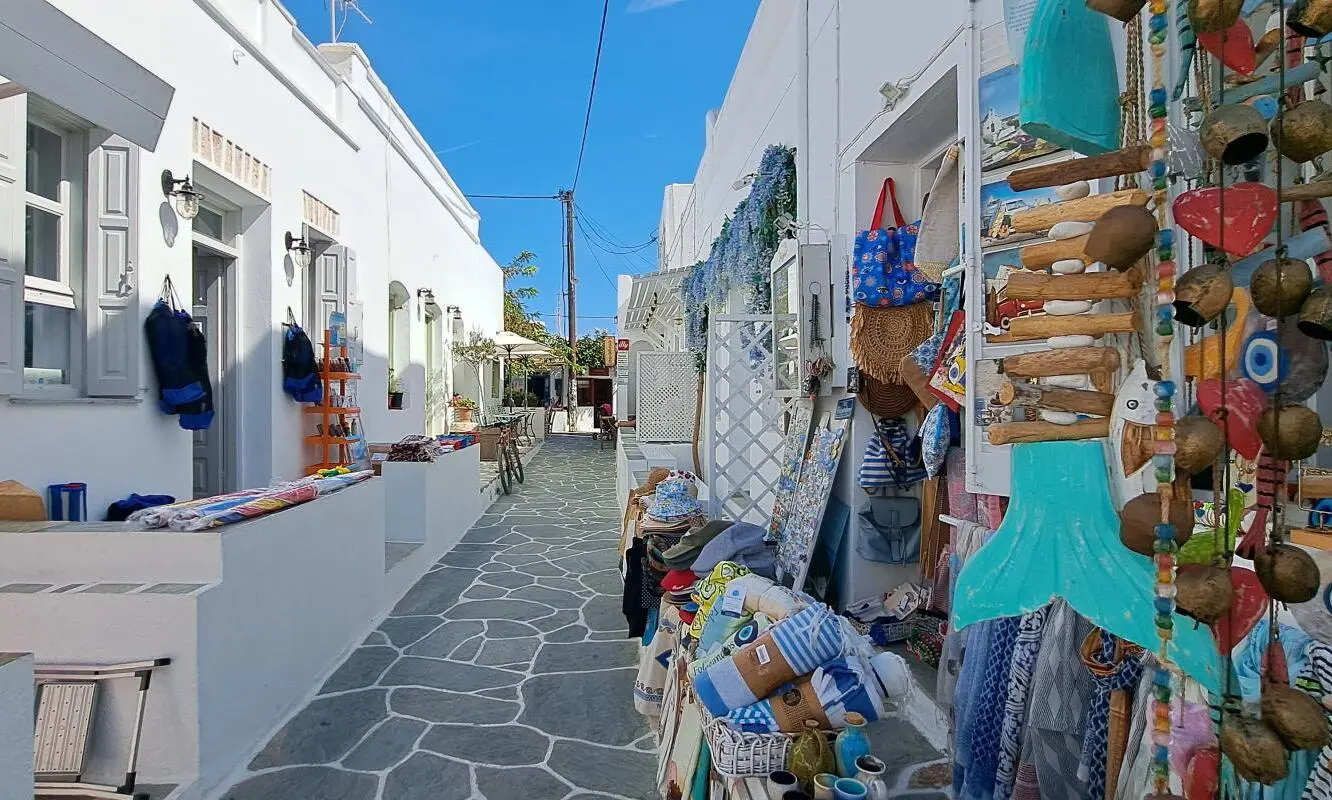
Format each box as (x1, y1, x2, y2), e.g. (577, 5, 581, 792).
(0, 654, 33, 800)
(0, 0, 503, 513)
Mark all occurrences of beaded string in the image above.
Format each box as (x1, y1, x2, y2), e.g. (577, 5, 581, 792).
(1146, 0, 1179, 794)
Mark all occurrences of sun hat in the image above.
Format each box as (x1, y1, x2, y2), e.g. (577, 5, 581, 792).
(1289, 548, 1332, 644)
(662, 520, 734, 569)
(646, 478, 703, 523)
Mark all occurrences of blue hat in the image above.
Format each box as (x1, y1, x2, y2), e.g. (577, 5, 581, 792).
(645, 477, 703, 523)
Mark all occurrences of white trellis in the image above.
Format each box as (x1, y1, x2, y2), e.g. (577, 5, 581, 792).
(706, 314, 799, 525)
(636, 351, 696, 443)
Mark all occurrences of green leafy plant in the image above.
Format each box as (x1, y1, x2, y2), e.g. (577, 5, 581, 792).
(450, 394, 478, 411)
(387, 368, 402, 394)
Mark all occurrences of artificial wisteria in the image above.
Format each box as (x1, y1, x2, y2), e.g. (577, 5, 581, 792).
(682, 144, 797, 370)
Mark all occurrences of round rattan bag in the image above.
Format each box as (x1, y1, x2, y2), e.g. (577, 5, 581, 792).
(852, 302, 934, 418)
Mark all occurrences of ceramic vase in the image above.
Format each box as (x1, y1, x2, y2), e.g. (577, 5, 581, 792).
(834, 712, 872, 778)
(833, 778, 869, 800)
(767, 770, 799, 799)
(854, 755, 891, 800)
(790, 720, 836, 787)
(813, 773, 839, 800)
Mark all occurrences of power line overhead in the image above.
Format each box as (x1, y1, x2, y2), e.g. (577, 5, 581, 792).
(571, 0, 611, 192)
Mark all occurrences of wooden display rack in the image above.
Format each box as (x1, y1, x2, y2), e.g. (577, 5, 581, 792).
(305, 332, 362, 475)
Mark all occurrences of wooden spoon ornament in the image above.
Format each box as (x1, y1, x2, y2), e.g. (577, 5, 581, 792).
(1172, 183, 1278, 256)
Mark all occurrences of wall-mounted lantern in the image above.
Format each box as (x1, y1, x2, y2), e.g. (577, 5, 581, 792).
(161, 169, 202, 220)
(284, 231, 312, 270)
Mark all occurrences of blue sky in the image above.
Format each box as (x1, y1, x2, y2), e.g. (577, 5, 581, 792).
(282, 0, 760, 335)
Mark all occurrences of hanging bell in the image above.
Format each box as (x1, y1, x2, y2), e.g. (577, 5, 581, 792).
(1299, 285, 1332, 341)
(1173, 263, 1235, 328)
(1257, 403, 1323, 460)
(1087, 0, 1148, 21)
(1272, 101, 1332, 164)
(1291, 0, 1332, 38)
(1250, 257, 1314, 318)
(1083, 206, 1159, 271)
(1175, 415, 1225, 475)
(1201, 104, 1270, 166)
(1188, 0, 1242, 32)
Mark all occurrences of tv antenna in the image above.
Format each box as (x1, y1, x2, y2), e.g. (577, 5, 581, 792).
(329, 0, 373, 43)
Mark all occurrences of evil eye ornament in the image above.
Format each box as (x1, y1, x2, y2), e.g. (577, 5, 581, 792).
(1241, 330, 1284, 392)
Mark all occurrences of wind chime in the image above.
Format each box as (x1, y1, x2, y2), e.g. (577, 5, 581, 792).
(1111, 0, 1332, 791)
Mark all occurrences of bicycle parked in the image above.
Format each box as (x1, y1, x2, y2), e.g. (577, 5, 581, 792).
(488, 415, 525, 495)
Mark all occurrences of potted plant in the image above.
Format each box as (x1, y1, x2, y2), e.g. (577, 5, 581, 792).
(388, 369, 405, 410)
(450, 393, 477, 422)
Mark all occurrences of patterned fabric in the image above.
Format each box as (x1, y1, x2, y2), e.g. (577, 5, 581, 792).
(858, 416, 928, 490)
(722, 655, 884, 733)
(994, 607, 1050, 800)
(1299, 642, 1332, 800)
(945, 449, 982, 523)
(634, 602, 681, 718)
(958, 616, 1021, 800)
(769, 401, 814, 541)
(920, 403, 951, 478)
(1079, 629, 1146, 800)
(952, 621, 994, 790)
(686, 561, 750, 639)
(1025, 600, 1096, 800)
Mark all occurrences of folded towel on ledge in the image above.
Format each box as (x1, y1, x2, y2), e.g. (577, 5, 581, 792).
(721, 654, 886, 733)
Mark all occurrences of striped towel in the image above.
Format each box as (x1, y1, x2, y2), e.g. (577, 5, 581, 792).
(722, 655, 885, 733)
(693, 603, 844, 717)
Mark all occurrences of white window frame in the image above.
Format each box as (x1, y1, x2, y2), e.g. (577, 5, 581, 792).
(23, 100, 87, 397)
(191, 200, 240, 260)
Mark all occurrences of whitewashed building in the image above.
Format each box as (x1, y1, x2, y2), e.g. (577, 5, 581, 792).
(0, 0, 506, 795)
(0, 0, 504, 516)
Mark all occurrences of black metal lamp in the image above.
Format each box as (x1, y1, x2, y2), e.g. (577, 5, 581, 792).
(160, 169, 202, 220)
(284, 231, 312, 269)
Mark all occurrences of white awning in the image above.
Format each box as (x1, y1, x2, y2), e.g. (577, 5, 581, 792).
(622, 268, 685, 333)
(0, 0, 174, 149)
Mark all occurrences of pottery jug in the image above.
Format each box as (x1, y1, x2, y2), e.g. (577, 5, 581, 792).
(834, 712, 872, 778)
(790, 719, 836, 788)
(854, 755, 891, 800)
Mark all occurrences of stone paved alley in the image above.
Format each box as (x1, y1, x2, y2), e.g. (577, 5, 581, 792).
(224, 436, 658, 800)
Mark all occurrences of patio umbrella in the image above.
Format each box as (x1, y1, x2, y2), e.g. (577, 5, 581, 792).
(493, 331, 553, 407)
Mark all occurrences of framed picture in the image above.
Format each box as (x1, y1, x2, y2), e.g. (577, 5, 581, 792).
(979, 64, 1064, 171)
(979, 177, 1066, 248)
(982, 246, 1025, 279)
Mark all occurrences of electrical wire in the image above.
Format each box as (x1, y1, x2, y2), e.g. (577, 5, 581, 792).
(572, 0, 611, 193)
(466, 193, 561, 200)
(574, 203, 658, 253)
(575, 218, 628, 289)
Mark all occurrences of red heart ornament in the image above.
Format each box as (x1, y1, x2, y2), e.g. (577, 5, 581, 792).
(1198, 20, 1257, 75)
(1196, 377, 1269, 459)
(1173, 183, 1277, 256)
(1209, 567, 1270, 653)
(1185, 747, 1220, 800)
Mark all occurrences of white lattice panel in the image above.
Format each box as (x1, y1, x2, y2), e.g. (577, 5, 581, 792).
(707, 315, 797, 526)
(636, 351, 696, 442)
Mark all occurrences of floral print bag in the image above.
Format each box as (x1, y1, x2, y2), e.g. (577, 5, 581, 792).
(852, 177, 939, 307)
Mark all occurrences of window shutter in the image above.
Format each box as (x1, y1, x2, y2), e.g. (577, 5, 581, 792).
(345, 248, 358, 305)
(84, 130, 141, 397)
(0, 91, 27, 395)
(312, 245, 348, 335)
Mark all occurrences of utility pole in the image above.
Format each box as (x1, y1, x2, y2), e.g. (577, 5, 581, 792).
(560, 190, 577, 419)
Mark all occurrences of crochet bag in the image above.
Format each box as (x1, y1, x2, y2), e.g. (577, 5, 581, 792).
(858, 417, 928, 490)
(852, 178, 938, 307)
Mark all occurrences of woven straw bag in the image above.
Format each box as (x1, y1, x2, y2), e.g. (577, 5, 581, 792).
(851, 302, 933, 418)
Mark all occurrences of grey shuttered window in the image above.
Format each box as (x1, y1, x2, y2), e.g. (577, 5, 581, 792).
(0, 92, 25, 395)
(84, 130, 140, 397)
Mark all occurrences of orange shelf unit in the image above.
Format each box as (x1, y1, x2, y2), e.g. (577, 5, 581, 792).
(306, 333, 363, 475)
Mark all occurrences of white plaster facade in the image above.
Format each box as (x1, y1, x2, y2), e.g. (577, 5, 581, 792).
(0, 0, 504, 515)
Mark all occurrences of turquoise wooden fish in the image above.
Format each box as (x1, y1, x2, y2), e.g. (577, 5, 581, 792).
(1019, 0, 1120, 154)
(952, 440, 1222, 693)
(1174, 0, 1197, 100)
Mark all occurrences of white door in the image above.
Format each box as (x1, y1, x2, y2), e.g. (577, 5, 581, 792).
(191, 249, 231, 498)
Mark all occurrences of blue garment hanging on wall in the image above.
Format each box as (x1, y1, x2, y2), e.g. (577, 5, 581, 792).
(952, 441, 1221, 693)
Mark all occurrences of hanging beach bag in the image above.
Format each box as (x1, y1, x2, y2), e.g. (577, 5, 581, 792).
(858, 416, 928, 490)
(856, 497, 922, 564)
(282, 318, 323, 404)
(852, 178, 938, 307)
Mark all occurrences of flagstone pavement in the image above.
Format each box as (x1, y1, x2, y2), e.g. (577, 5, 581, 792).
(222, 435, 658, 800)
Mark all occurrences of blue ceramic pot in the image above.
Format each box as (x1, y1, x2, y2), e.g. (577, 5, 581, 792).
(833, 712, 871, 778)
(833, 778, 868, 800)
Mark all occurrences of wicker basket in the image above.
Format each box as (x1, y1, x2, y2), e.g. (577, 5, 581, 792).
(701, 708, 837, 779)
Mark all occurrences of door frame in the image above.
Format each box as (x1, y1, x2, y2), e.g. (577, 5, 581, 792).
(191, 203, 241, 495)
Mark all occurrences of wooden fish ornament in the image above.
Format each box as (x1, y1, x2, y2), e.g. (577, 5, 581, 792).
(1108, 360, 1156, 508)
(1249, 322, 1326, 400)
(1174, 0, 1198, 101)
(1298, 199, 1332, 283)
(1019, 0, 1120, 155)
(1198, 19, 1257, 74)
(1172, 183, 1278, 256)
(1197, 376, 1270, 459)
